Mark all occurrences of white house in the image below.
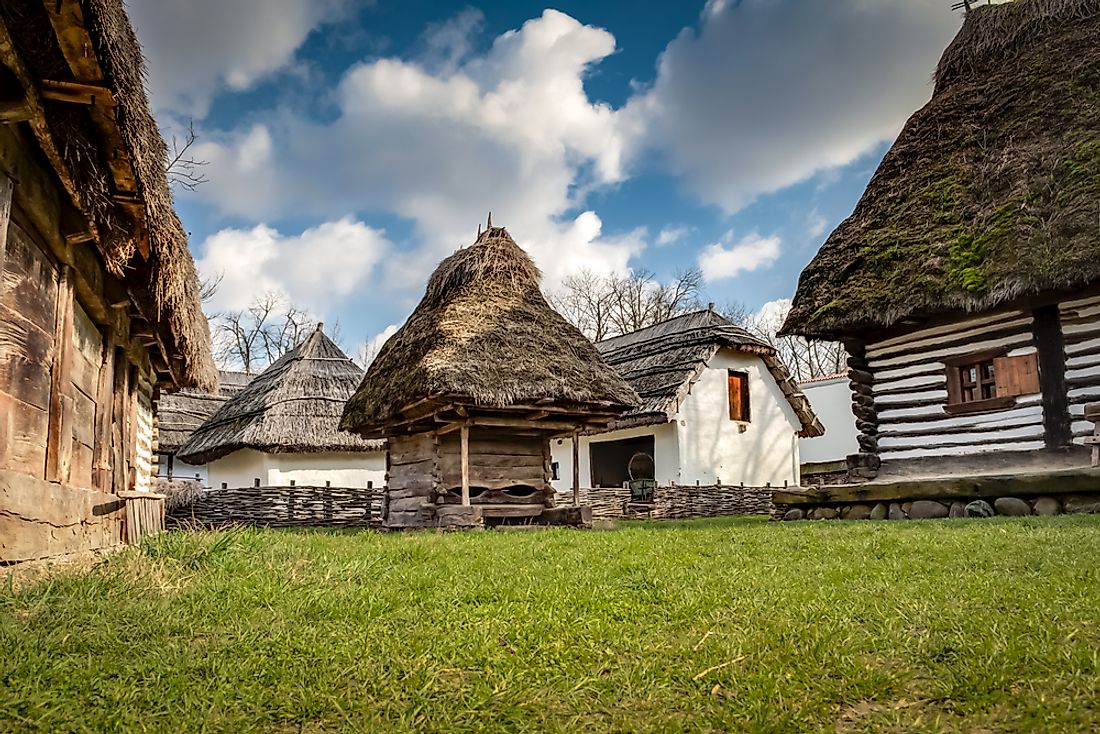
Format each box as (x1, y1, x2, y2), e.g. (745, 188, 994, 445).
(177, 325, 386, 489)
(798, 373, 859, 475)
(550, 310, 822, 491)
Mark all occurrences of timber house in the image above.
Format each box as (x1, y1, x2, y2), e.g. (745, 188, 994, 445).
(340, 225, 638, 529)
(781, 0, 1100, 482)
(0, 0, 215, 561)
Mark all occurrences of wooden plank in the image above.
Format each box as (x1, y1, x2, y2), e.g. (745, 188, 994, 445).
(70, 387, 96, 447)
(460, 424, 470, 507)
(92, 335, 114, 492)
(1, 224, 58, 333)
(70, 299, 103, 398)
(69, 440, 93, 490)
(0, 171, 11, 274)
(572, 431, 580, 507)
(0, 391, 48, 475)
(0, 307, 53, 410)
(45, 265, 74, 483)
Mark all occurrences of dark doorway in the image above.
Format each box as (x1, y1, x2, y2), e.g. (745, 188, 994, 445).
(590, 435, 655, 488)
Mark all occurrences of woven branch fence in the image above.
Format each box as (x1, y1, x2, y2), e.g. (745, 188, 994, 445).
(570, 484, 775, 520)
(167, 485, 384, 529)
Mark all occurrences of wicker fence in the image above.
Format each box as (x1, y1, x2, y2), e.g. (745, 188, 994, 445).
(570, 484, 775, 520)
(167, 485, 384, 529)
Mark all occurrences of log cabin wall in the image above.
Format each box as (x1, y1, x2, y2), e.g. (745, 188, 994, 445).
(437, 429, 551, 495)
(866, 308, 1045, 463)
(1059, 294, 1100, 445)
(384, 433, 439, 528)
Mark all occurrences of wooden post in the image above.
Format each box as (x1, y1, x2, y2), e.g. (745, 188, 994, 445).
(1032, 305, 1073, 449)
(572, 430, 580, 507)
(460, 423, 470, 506)
(45, 265, 74, 483)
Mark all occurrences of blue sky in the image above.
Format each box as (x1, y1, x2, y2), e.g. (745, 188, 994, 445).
(128, 0, 966, 358)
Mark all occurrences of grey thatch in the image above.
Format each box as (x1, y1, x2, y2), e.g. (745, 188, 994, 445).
(155, 371, 253, 454)
(340, 226, 639, 437)
(0, 0, 215, 389)
(597, 309, 823, 437)
(782, 0, 1100, 339)
(179, 326, 379, 464)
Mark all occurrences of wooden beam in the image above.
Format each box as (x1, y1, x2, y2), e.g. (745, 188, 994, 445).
(39, 79, 115, 107)
(92, 334, 115, 492)
(0, 98, 31, 122)
(1033, 304, 1073, 449)
(572, 431, 580, 507)
(45, 265, 75, 483)
(460, 424, 470, 507)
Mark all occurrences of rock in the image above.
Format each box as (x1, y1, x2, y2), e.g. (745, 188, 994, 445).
(389, 497, 431, 513)
(812, 507, 839, 520)
(901, 502, 913, 515)
(1032, 496, 1061, 516)
(994, 497, 1031, 517)
(869, 503, 888, 520)
(909, 500, 949, 519)
(965, 500, 995, 518)
(540, 506, 591, 526)
(782, 508, 805, 521)
(949, 501, 967, 519)
(842, 504, 873, 521)
(1064, 495, 1100, 514)
(888, 503, 907, 520)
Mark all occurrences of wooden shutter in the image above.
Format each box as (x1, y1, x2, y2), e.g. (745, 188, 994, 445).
(994, 353, 1040, 398)
(728, 371, 750, 422)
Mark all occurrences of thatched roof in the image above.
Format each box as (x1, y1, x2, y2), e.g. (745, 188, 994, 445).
(178, 326, 379, 464)
(782, 0, 1100, 340)
(0, 0, 215, 389)
(340, 226, 639, 437)
(155, 371, 253, 454)
(596, 310, 823, 437)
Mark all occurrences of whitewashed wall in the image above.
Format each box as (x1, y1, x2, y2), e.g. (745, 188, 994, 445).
(1060, 294, 1100, 443)
(549, 423, 678, 492)
(799, 376, 858, 465)
(134, 371, 155, 492)
(206, 449, 386, 489)
(676, 349, 801, 487)
(868, 309, 1043, 461)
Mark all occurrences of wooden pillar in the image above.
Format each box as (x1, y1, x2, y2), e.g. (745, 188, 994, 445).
(1032, 305, 1072, 449)
(572, 430, 580, 506)
(45, 265, 74, 483)
(460, 424, 470, 506)
(92, 332, 115, 492)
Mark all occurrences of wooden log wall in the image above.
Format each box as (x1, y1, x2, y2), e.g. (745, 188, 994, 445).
(167, 485, 384, 529)
(866, 309, 1044, 461)
(572, 485, 774, 520)
(438, 430, 551, 496)
(133, 372, 155, 491)
(385, 433, 438, 528)
(1059, 294, 1100, 444)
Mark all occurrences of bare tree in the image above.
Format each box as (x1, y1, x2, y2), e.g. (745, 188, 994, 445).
(550, 267, 704, 341)
(167, 119, 209, 192)
(211, 292, 323, 373)
(198, 271, 223, 308)
(719, 301, 847, 382)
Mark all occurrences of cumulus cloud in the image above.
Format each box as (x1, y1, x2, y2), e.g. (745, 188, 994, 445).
(128, 0, 349, 116)
(196, 218, 389, 315)
(624, 0, 960, 212)
(191, 9, 637, 288)
(656, 225, 690, 246)
(698, 231, 781, 282)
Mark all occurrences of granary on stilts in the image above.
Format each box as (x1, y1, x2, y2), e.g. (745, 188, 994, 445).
(178, 325, 385, 490)
(779, 0, 1100, 509)
(339, 224, 639, 528)
(0, 0, 216, 561)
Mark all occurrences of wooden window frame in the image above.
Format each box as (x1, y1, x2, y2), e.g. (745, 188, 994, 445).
(727, 370, 751, 423)
(943, 349, 1014, 415)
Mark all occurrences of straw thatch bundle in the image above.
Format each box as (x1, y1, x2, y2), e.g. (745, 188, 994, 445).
(340, 226, 638, 435)
(782, 0, 1100, 339)
(0, 0, 215, 388)
(179, 326, 379, 464)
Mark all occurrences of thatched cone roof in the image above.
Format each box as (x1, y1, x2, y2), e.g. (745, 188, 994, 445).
(340, 226, 639, 437)
(178, 326, 379, 464)
(782, 0, 1100, 339)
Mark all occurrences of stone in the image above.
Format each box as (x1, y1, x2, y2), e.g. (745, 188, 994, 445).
(842, 504, 872, 521)
(1064, 495, 1100, 514)
(888, 503, 907, 520)
(782, 508, 805, 521)
(541, 506, 592, 526)
(994, 497, 1031, 517)
(965, 500, 995, 518)
(869, 503, 888, 520)
(389, 497, 431, 513)
(949, 501, 967, 519)
(1032, 496, 1061, 516)
(901, 502, 913, 515)
(909, 500, 949, 520)
(811, 507, 839, 520)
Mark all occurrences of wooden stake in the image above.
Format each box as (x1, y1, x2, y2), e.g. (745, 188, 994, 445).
(460, 423, 470, 507)
(572, 430, 580, 506)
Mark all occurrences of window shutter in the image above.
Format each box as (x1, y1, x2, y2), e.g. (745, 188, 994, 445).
(945, 364, 963, 405)
(994, 353, 1040, 398)
(728, 372, 742, 421)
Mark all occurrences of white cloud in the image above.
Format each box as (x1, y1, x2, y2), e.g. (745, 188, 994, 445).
(656, 225, 690, 246)
(128, 0, 349, 116)
(191, 9, 637, 289)
(750, 298, 793, 335)
(698, 231, 781, 282)
(623, 0, 961, 212)
(196, 218, 389, 315)
(354, 323, 400, 367)
(807, 210, 828, 240)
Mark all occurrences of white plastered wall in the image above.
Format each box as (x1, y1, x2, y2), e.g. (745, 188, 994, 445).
(799, 376, 858, 465)
(206, 449, 386, 489)
(549, 422, 679, 491)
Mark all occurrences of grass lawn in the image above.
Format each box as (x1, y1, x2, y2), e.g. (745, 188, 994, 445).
(2, 517, 1099, 733)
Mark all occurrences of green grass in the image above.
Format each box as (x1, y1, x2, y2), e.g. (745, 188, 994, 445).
(2, 517, 1100, 733)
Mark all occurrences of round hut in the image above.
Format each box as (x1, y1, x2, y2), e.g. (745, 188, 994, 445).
(179, 325, 384, 489)
(339, 225, 639, 528)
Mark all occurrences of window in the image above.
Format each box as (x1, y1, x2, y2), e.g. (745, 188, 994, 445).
(728, 370, 750, 422)
(944, 350, 1040, 415)
(550, 461, 560, 481)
